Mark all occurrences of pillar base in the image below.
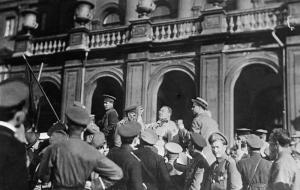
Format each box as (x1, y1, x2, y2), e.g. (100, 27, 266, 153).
(201, 6, 227, 35)
(128, 18, 152, 43)
(12, 33, 33, 57)
(66, 27, 90, 51)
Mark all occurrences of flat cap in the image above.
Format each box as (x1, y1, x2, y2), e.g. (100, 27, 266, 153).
(0, 78, 29, 108)
(208, 132, 228, 145)
(190, 132, 207, 148)
(246, 134, 263, 149)
(103, 94, 116, 103)
(236, 128, 251, 135)
(141, 129, 158, 145)
(47, 122, 67, 136)
(119, 121, 141, 138)
(66, 102, 90, 126)
(124, 105, 138, 113)
(165, 142, 183, 154)
(191, 97, 208, 110)
(255, 129, 268, 134)
(91, 132, 106, 148)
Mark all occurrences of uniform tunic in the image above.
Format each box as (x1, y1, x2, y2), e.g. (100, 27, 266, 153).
(267, 150, 299, 190)
(107, 145, 143, 190)
(237, 152, 272, 190)
(191, 112, 219, 165)
(202, 155, 243, 190)
(0, 123, 29, 190)
(134, 145, 174, 190)
(38, 137, 123, 189)
(99, 108, 119, 148)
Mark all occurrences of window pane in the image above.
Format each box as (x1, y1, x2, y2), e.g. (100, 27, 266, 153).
(103, 13, 120, 25)
(4, 17, 15, 37)
(151, 5, 171, 17)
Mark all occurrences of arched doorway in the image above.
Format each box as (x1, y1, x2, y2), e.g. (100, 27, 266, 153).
(36, 81, 62, 132)
(91, 77, 123, 124)
(234, 64, 283, 132)
(157, 71, 196, 129)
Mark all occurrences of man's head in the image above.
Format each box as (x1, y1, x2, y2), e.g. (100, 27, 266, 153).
(103, 94, 116, 111)
(49, 130, 68, 144)
(119, 121, 141, 148)
(246, 134, 263, 152)
(269, 128, 291, 160)
(158, 106, 172, 121)
(191, 97, 208, 115)
(65, 102, 90, 134)
(188, 132, 207, 155)
(140, 129, 158, 146)
(209, 132, 228, 159)
(291, 131, 300, 154)
(255, 129, 268, 141)
(124, 105, 138, 121)
(0, 78, 29, 127)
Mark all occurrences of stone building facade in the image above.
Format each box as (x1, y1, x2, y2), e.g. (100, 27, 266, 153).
(0, 0, 300, 145)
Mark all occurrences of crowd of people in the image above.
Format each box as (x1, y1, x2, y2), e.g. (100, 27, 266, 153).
(0, 77, 300, 190)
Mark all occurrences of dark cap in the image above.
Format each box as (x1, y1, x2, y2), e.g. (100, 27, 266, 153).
(165, 142, 183, 154)
(247, 134, 263, 149)
(141, 129, 158, 145)
(48, 122, 67, 136)
(191, 97, 208, 110)
(103, 94, 116, 103)
(236, 128, 251, 135)
(66, 102, 90, 126)
(0, 78, 29, 108)
(208, 132, 228, 145)
(190, 132, 207, 148)
(119, 121, 141, 138)
(124, 105, 138, 114)
(255, 129, 268, 134)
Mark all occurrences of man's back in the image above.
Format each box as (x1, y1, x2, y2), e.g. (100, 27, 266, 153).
(38, 137, 122, 189)
(237, 152, 271, 190)
(108, 145, 143, 190)
(0, 126, 28, 190)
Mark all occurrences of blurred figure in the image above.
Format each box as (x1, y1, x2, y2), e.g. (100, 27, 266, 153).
(98, 94, 119, 148)
(267, 128, 298, 190)
(38, 102, 123, 190)
(174, 132, 209, 190)
(237, 134, 272, 190)
(0, 78, 30, 190)
(255, 129, 270, 158)
(134, 129, 174, 190)
(291, 131, 300, 167)
(190, 97, 219, 165)
(233, 128, 251, 162)
(202, 132, 242, 190)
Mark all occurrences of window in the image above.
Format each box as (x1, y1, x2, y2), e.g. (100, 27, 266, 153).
(103, 12, 120, 25)
(4, 17, 15, 37)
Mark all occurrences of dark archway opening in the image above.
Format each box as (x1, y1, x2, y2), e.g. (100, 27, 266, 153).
(36, 82, 61, 132)
(157, 71, 196, 129)
(234, 64, 283, 132)
(91, 77, 123, 124)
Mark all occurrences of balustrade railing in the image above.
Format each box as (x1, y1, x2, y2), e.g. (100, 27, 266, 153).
(32, 34, 67, 55)
(88, 26, 129, 49)
(227, 5, 287, 33)
(151, 18, 201, 42)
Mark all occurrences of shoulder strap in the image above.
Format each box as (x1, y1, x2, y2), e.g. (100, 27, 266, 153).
(247, 158, 262, 190)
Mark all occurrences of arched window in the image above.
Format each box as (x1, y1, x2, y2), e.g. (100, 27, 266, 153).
(152, 5, 171, 17)
(103, 12, 120, 26)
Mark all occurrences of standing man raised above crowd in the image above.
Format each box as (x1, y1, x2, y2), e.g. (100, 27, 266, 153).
(98, 94, 119, 148)
(190, 97, 219, 165)
(0, 78, 30, 190)
(38, 102, 123, 190)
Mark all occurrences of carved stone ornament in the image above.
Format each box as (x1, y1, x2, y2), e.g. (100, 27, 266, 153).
(75, 0, 95, 25)
(21, 9, 38, 33)
(136, 0, 156, 18)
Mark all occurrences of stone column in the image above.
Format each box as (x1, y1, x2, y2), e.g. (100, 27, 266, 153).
(124, 0, 139, 24)
(178, 0, 194, 18)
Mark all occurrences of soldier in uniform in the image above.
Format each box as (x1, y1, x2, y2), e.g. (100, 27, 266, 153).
(174, 132, 209, 190)
(107, 121, 144, 190)
(237, 134, 272, 190)
(98, 94, 119, 148)
(254, 129, 270, 159)
(202, 132, 243, 190)
(38, 102, 123, 190)
(0, 78, 30, 190)
(134, 129, 174, 190)
(267, 128, 298, 190)
(190, 97, 219, 165)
